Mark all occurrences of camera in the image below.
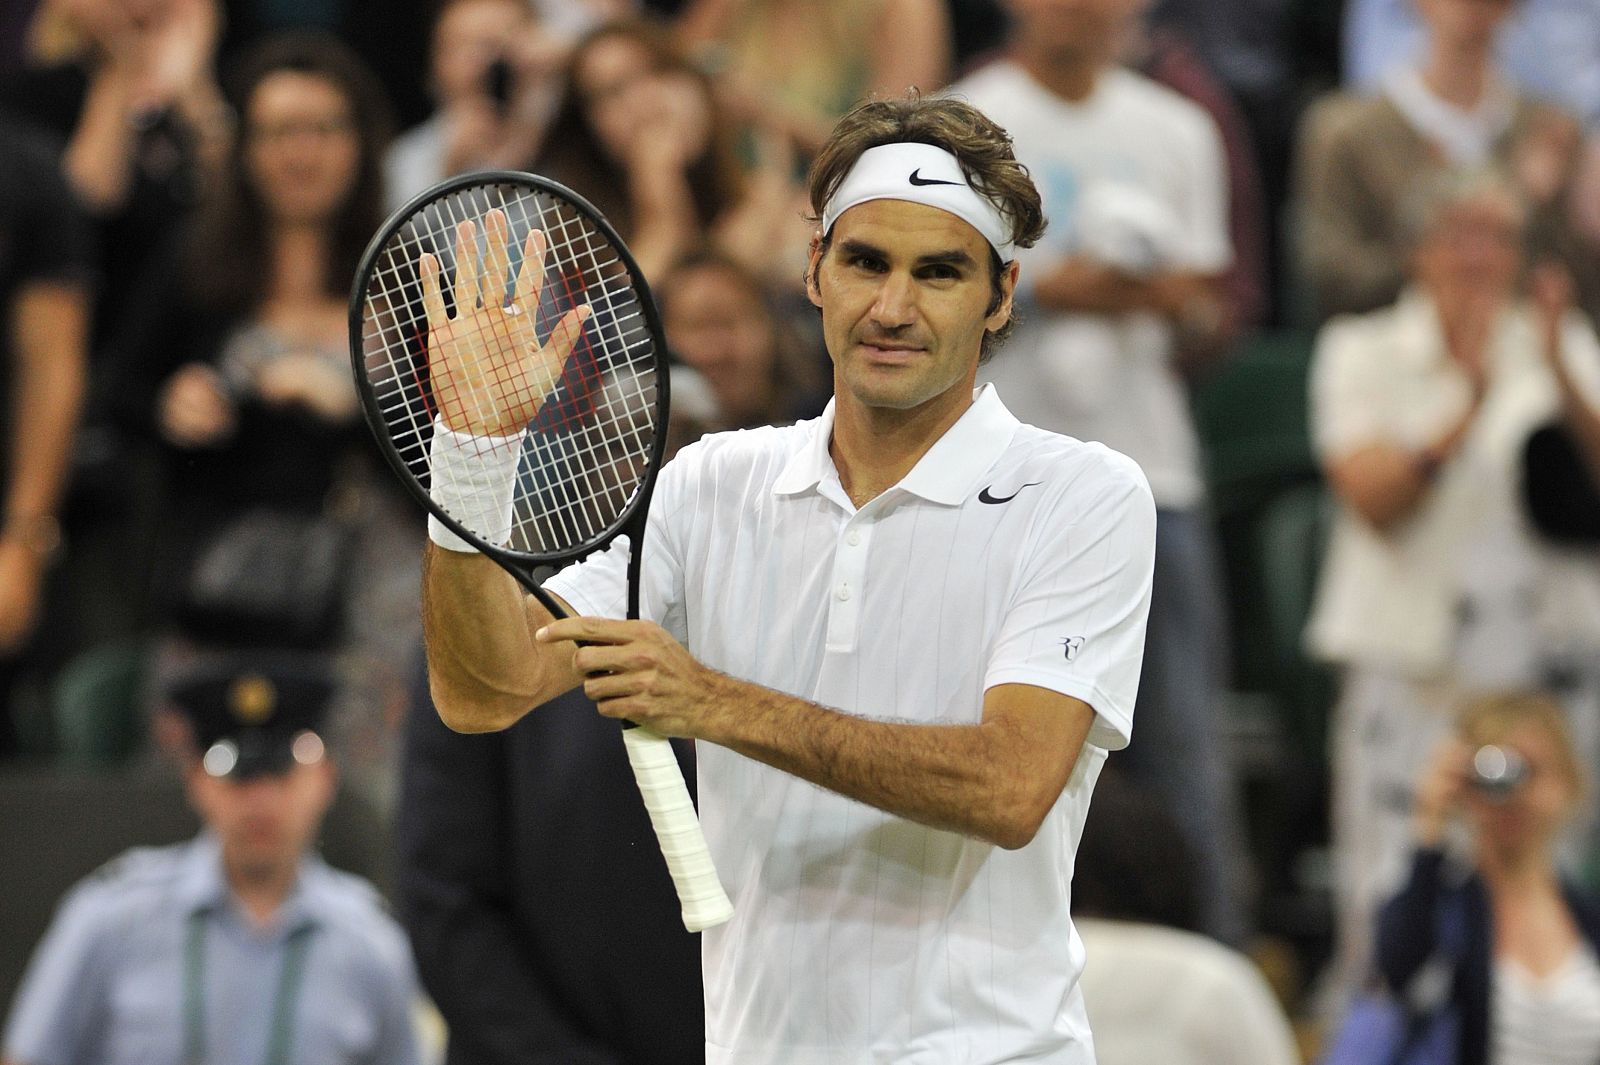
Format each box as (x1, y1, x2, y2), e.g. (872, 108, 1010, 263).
(1469, 744, 1528, 800)
(484, 57, 514, 113)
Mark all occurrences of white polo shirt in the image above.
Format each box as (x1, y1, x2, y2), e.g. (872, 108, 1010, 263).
(546, 384, 1156, 1064)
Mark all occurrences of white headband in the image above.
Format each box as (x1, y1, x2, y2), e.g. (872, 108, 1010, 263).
(821, 142, 1016, 263)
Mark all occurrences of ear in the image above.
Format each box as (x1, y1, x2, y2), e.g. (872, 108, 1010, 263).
(805, 230, 825, 310)
(986, 259, 1021, 333)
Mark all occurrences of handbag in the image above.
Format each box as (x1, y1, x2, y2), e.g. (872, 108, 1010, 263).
(1319, 890, 1469, 1065)
(177, 507, 353, 649)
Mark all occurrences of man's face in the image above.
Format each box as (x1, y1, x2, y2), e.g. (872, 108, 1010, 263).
(1001, 0, 1142, 63)
(1416, 0, 1515, 53)
(188, 758, 336, 884)
(806, 199, 1015, 417)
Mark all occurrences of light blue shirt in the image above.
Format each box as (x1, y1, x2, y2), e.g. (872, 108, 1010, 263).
(1343, 0, 1600, 129)
(4, 834, 422, 1065)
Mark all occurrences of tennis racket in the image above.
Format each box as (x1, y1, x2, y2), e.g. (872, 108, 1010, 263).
(349, 170, 733, 932)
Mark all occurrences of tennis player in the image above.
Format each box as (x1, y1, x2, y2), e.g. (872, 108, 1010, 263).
(423, 95, 1157, 1064)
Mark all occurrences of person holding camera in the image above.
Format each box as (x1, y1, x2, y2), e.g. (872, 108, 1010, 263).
(384, 0, 563, 211)
(1372, 690, 1600, 1065)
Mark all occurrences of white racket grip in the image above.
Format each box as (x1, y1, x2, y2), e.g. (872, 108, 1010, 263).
(622, 727, 734, 932)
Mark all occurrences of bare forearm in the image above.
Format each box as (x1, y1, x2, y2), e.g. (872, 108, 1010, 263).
(699, 677, 1061, 849)
(420, 544, 579, 731)
(64, 71, 141, 212)
(7, 285, 87, 522)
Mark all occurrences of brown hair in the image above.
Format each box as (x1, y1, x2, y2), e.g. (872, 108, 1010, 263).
(804, 94, 1046, 359)
(1457, 690, 1587, 802)
(185, 33, 394, 317)
(533, 17, 746, 238)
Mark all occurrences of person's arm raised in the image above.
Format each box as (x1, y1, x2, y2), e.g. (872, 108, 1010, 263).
(417, 211, 589, 733)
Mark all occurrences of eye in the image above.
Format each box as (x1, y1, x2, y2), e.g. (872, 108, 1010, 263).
(919, 263, 962, 283)
(848, 254, 886, 273)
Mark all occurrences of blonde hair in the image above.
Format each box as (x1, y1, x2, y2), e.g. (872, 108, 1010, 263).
(1457, 690, 1587, 801)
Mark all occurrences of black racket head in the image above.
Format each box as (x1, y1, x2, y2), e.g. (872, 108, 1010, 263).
(349, 170, 670, 567)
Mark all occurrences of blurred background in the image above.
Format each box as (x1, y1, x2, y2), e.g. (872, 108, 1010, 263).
(3, 0, 1599, 1062)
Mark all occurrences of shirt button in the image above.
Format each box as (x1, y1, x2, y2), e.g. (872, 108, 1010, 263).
(846, 530, 861, 547)
(836, 583, 851, 601)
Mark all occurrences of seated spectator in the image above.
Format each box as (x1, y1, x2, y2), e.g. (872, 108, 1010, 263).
(0, 117, 90, 758)
(1074, 767, 1302, 1065)
(1305, 167, 1600, 997)
(384, 0, 564, 211)
(533, 17, 801, 283)
(656, 248, 827, 433)
(1295, 0, 1598, 326)
(675, 0, 951, 158)
(1372, 690, 1600, 1065)
(2, 653, 424, 1065)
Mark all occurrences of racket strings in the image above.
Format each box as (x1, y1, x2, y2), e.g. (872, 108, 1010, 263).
(358, 181, 661, 556)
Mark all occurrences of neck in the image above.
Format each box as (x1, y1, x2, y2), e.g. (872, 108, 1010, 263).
(1013, 45, 1105, 104)
(1420, 40, 1493, 109)
(226, 856, 300, 928)
(1478, 842, 1559, 894)
(270, 223, 331, 305)
(828, 382, 973, 508)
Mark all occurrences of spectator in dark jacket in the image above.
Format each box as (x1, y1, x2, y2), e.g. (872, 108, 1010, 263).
(1376, 690, 1600, 1065)
(397, 649, 704, 1065)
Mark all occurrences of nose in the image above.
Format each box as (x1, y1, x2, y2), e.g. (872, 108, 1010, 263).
(870, 271, 918, 331)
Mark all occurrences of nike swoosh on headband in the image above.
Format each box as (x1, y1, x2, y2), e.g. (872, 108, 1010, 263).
(908, 168, 961, 187)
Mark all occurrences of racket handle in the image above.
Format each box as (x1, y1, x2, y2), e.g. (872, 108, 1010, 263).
(622, 727, 734, 932)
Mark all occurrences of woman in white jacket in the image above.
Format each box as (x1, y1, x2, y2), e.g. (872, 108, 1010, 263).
(1306, 166, 1600, 998)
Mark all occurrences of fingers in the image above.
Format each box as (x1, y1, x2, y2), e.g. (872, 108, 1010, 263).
(452, 220, 480, 314)
(544, 304, 592, 365)
(419, 251, 446, 331)
(512, 229, 547, 312)
(536, 616, 646, 645)
(481, 209, 513, 309)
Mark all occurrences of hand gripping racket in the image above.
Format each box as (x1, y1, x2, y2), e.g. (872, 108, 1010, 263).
(349, 171, 733, 931)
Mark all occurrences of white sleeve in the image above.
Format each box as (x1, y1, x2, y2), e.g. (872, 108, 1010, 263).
(1559, 312, 1600, 410)
(542, 445, 693, 642)
(1309, 315, 1386, 460)
(983, 453, 1157, 750)
(1173, 109, 1232, 274)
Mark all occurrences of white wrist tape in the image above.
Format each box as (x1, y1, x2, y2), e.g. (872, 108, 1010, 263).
(427, 419, 525, 552)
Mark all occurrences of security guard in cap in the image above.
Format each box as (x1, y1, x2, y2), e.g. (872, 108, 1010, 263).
(3, 655, 424, 1065)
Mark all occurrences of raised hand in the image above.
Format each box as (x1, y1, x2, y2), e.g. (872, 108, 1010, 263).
(421, 208, 591, 437)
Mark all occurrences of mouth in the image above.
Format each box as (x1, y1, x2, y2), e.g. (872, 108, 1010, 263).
(858, 341, 927, 361)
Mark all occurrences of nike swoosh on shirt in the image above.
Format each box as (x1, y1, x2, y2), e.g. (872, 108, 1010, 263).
(978, 482, 1041, 505)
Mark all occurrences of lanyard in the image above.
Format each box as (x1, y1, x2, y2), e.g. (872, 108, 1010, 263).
(183, 910, 312, 1065)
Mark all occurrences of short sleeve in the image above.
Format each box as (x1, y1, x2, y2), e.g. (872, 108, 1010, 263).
(2, 119, 94, 289)
(1309, 314, 1386, 460)
(359, 916, 426, 1065)
(1173, 108, 1233, 275)
(984, 453, 1157, 750)
(1559, 312, 1600, 410)
(542, 443, 694, 643)
(3, 879, 114, 1065)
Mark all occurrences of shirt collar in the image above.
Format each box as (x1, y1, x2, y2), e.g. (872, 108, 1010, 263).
(772, 384, 1021, 506)
(175, 831, 324, 934)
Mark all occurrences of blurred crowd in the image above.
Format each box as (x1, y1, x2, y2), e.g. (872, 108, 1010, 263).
(2, 0, 1600, 1062)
